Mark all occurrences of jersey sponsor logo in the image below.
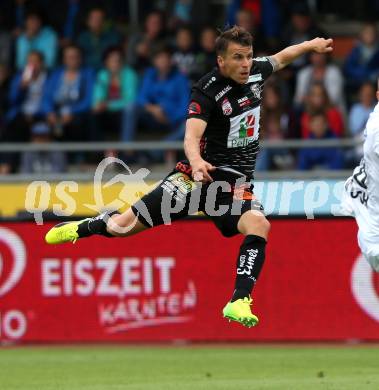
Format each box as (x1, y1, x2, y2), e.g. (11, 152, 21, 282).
(227, 107, 260, 148)
(162, 172, 197, 201)
(221, 97, 233, 116)
(250, 83, 261, 99)
(237, 96, 251, 107)
(215, 85, 232, 101)
(204, 76, 216, 89)
(247, 74, 262, 83)
(188, 101, 202, 115)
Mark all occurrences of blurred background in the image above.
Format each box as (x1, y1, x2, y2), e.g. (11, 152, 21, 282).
(1, 0, 379, 179)
(0, 3, 379, 389)
(0, 0, 379, 350)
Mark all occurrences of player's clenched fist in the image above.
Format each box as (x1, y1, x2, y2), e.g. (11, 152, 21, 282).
(309, 37, 333, 53)
(190, 158, 215, 183)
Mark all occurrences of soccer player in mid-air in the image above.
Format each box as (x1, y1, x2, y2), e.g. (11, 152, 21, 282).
(46, 26, 333, 327)
(341, 79, 379, 272)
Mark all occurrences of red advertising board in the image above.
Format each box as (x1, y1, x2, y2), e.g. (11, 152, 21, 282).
(0, 219, 379, 342)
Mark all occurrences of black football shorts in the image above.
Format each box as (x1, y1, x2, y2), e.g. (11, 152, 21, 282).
(131, 167, 264, 237)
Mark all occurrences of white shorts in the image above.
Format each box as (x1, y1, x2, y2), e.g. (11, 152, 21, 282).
(341, 176, 379, 272)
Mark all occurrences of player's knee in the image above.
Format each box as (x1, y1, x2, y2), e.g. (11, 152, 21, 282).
(255, 216, 270, 234)
(107, 210, 140, 237)
(238, 211, 270, 236)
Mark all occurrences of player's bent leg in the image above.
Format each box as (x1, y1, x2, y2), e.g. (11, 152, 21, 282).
(106, 208, 149, 237)
(223, 210, 270, 327)
(237, 209, 270, 238)
(45, 208, 148, 245)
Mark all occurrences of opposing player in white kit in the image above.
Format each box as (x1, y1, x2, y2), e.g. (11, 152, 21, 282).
(341, 80, 379, 272)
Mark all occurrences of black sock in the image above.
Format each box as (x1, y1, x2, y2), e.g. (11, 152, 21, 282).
(77, 211, 120, 238)
(231, 235, 267, 302)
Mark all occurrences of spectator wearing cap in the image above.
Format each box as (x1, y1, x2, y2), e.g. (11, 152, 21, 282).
(16, 10, 58, 70)
(122, 45, 190, 144)
(77, 7, 121, 70)
(43, 45, 94, 143)
(92, 46, 138, 140)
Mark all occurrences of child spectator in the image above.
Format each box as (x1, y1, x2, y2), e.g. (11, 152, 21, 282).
(298, 112, 344, 170)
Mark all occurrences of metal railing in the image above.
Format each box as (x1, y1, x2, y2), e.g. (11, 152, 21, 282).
(0, 138, 362, 182)
(0, 138, 363, 152)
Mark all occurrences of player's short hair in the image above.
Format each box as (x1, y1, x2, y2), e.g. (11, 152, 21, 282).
(215, 26, 253, 56)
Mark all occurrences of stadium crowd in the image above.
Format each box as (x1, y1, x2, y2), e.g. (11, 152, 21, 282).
(1, 0, 379, 174)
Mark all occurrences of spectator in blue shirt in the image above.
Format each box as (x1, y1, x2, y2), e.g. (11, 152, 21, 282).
(349, 82, 376, 137)
(122, 45, 190, 144)
(15, 11, 58, 70)
(347, 82, 376, 166)
(344, 23, 379, 91)
(43, 44, 94, 142)
(77, 7, 121, 70)
(0, 51, 48, 173)
(298, 112, 344, 170)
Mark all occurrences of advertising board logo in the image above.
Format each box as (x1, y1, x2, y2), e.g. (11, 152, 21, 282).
(351, 254, 379, 323)
(41, 256, 197, 333)
(0, 227, 26, 296)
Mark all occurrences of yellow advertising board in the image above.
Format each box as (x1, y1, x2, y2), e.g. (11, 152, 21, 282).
(0, 181, 159, 218)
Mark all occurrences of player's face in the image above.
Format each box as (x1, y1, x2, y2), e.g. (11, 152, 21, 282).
(218, 43, 253, 84)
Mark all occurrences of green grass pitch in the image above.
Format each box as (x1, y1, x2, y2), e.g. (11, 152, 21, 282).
(0, 344, 378, 389)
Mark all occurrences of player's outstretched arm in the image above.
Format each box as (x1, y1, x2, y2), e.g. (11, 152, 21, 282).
(271, 37, 333, 72)
(184, 117, 215, 183)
